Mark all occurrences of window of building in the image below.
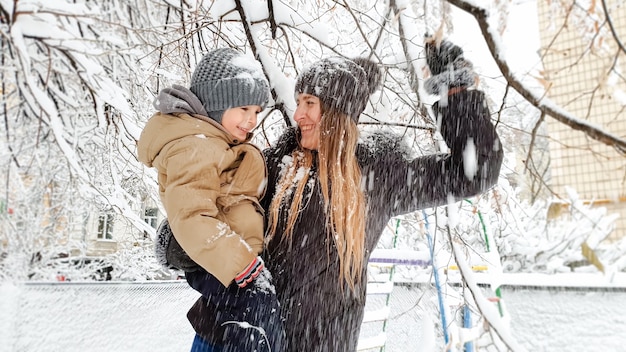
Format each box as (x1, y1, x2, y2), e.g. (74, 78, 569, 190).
(143, 207, 158, 229)
(97, 213, 114, 240)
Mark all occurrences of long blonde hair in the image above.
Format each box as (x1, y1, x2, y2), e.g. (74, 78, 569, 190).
(267, 108, 366, 292)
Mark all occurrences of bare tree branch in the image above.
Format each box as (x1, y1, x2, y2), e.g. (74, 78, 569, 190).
(234, 0, 290, 126)
(358, 121, 434, 131)
(268, 0, 277, 39)
(601, 0, 626, 54)
(448, 231, 526, 351)
(389, 0, 434, 127)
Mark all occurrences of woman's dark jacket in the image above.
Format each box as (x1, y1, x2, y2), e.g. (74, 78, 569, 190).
(187, 89, 503, 351)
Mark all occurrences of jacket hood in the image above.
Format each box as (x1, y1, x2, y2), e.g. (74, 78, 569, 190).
(153, 84, 208, 116)
(137, 112, 250, 167)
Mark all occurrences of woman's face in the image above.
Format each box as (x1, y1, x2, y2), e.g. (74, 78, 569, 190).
(294, 93, 322, 150)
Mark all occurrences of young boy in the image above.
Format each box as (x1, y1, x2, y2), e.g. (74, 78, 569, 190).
(137, 48, 284, 352)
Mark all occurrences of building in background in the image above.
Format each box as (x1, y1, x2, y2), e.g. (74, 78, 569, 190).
(536, 0, 625, 239)
(80, 204, 161, 257)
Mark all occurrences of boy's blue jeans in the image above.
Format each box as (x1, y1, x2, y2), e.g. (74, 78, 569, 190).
(191, 334, 222, 352)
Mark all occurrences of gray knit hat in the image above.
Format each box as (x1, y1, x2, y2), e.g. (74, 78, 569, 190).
(294, 57, 382, 122)
(190, 48, 270, 123)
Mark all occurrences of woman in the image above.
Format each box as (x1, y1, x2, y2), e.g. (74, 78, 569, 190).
(185, 40, 503, 351)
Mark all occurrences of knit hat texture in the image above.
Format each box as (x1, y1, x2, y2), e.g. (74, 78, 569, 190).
(294, 57, 382, 121)
(424, 39, 477, 95)
(190, 48, 270, 123)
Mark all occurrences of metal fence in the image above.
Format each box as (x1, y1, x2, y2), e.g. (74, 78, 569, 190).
(1, 281, 198, 352)
(2, 278, 626, 352)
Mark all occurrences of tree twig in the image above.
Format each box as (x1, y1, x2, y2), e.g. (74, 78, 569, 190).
(601, 0, 626, 54)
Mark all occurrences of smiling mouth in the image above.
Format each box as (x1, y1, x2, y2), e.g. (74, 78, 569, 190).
(300, 125, 315, 132)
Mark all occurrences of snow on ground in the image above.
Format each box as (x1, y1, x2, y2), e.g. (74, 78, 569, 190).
(2, 273, 626, 351)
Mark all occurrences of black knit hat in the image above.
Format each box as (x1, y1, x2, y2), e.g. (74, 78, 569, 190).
(190, 48, 270, 123)
(294, 57, 382, 121)
(424, 39, 477, 95)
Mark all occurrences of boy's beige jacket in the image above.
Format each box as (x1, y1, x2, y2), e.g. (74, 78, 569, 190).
(137, 112, 267, 286)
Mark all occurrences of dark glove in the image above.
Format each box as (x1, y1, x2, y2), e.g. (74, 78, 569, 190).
(425, 39, 464, 75)
(154, 218, 201, 272)
(423, 39, 477, 95)
(234, 256, 264, 288)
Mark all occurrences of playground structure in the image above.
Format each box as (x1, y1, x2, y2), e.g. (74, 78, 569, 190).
(358, 204, 513, 352)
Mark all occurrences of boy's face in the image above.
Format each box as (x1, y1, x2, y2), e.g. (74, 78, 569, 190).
(221, 105, 262, 141)
(294, 93, 322, 150)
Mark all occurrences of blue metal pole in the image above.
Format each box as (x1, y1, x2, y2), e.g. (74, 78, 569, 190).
(463, 305, 473, 352)
(422, 210, 449, 345)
